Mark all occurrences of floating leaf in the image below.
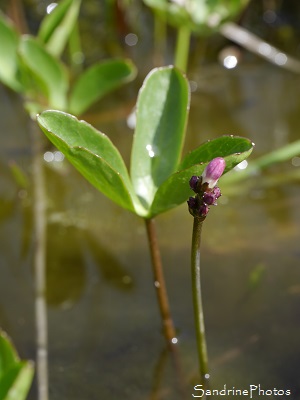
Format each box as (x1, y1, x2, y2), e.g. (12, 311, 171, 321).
(37, 110, 146, 215)
(150, 136, 254, 216)
(69, 59, 137, 115)
(130, 66, 189, 208)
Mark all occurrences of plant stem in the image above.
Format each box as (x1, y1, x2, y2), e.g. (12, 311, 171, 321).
(68, 21, 83, 74)
(30, 120, 49, 400)
(191, 217, 209, 383)
(145, 218, 177, 348)
(145, 219, 188, 398)
(174, 25, 191, 73)
(153, 12, 167, 66)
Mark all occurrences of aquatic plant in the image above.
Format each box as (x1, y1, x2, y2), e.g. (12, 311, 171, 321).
(0, 1, 298, 396)
(37, 66, 254, 360)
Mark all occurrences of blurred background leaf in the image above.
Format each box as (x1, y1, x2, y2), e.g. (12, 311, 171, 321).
(38, 0, 81, 58)
(69, 58, 137, 115)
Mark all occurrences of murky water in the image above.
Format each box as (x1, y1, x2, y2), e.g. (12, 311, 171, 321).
(1, 2, 300, 399)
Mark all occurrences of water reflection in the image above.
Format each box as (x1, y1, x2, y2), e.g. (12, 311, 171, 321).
(83, 230, 134, 291)
(46, 224, 86, 308)
(46, 223, 134, 308)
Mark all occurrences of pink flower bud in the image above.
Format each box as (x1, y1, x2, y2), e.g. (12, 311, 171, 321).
(189, 176, 200, 192)
(203, 192, 216, 205)
(213, 186, 221, 199)
(198, 204, 209, 217)
(201, 157, 226, 188)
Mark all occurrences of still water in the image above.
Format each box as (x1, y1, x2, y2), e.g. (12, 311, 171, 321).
(1, 29, 300, 400)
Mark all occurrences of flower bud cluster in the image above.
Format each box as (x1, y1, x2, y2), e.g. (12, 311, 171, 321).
(187, 158, 225, 219)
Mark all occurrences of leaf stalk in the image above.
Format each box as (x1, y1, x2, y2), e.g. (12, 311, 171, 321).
(175, 25, 191, 72)
(145, 218, 177, 348)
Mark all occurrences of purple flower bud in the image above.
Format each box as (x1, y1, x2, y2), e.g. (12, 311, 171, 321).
(201, 157, 225, 188)
(198, 204, 209, 217)
(213, 186, 221, 199)
(203, 192, 216, 205)
(187, 196, 197, 209)
(189, 176, 200, 192)
(187, 196, 199, 217)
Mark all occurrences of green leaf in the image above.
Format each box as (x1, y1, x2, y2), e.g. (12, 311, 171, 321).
(37, 110, 146, 215)
(0, 331, 34, 400)
(0, 332, 19, 380)
(150, 136, 254, 216)
(38, 0, 81, 57)
(222, 138, 300, 185)
(39, 0, 76, 43)
(18, 36, 68, 109)
(0, 13, 22, 92)
(179, 135, 254, 170)
(0, 362, 34, 400)
(69, 59, 137, 115)
(130, 66, 189, 208)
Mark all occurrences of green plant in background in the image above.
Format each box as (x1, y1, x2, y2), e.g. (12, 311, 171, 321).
(37, 66, 254, 367)
(143, 0, 249, 71)
(0, 330, 34, 400)
(0, 3, 136, 117)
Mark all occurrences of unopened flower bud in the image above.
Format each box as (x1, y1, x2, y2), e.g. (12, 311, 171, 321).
(213, 186, 221, 199)
(189, 176, 200, 192)
(188, 159, 224, 219)
(187, 196, 197, 209)
(201, 157, 225, 188)
(198, 204, 209, 217)
(203, 192, 216, 205)
(187, 196, 210, 218)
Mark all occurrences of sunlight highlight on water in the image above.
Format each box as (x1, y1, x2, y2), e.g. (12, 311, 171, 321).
(223, 55, 238, 69)
(43, 151, 64, 163)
